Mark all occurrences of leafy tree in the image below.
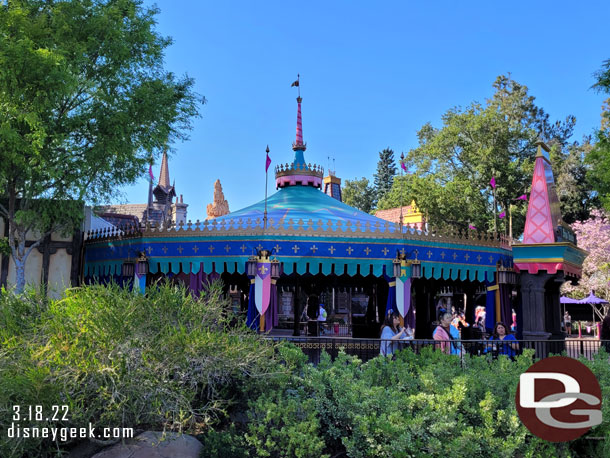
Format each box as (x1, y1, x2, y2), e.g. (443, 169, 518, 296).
(376, 175, 414, 211)
(373, 148, 396, 205)
(403, 75, 578, 236)
(587, 59, 610, 211)
(343, 177, 375, 213)
(0, 0, 201, 293)
(561, 209, 610, 301)
(552, 139, 599, 224)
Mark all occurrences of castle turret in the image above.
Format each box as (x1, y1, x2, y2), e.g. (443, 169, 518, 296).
(323, 170, 342, 202)
(172, 194, 188, 226)
(275, 84, 324, 189)
(206, 179, 230, 219)
(153, 150, 176, 206)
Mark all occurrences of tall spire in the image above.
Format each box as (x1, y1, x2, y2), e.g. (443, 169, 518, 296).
(276, 78, 324, 189)
(522, 141, 563, 244)
(295, 97, 305, 149)
(153, 149, 176, 207)
(292, 75, 306, 152)
(158, 150, 170, 189)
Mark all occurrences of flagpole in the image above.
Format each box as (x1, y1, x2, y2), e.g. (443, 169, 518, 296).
(264, 145, 269, 232)
(509, 204, 513, 242)
(399, 153, 404, 234)
(492, 178, 497, 238)
(146, 163, 154, 225)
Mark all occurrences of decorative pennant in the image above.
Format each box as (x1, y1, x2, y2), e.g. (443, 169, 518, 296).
(395, 263, 412, 318)
(254, 261, 271, 315)
(396, 276, 412, 318)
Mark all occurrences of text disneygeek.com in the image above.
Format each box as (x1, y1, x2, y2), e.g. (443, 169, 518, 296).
(6, 423, 134, 442)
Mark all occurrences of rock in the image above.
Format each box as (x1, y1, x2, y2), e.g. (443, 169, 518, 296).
(91, 431, 203, 458)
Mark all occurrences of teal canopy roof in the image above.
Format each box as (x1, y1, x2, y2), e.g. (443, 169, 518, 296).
(212, 185, 394, 231)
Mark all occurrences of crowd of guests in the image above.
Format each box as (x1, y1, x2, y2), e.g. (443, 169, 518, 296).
(380, 304, 519, 358)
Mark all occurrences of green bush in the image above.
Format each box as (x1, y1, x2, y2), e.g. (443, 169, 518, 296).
(3, 284, 610, 458)
(0, 282, 280, 457)
(201, 345, 610, 458)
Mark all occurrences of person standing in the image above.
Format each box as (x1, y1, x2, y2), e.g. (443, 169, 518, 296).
(601, 310, 610, 353)
(380, 311, 411, 356)
(449, 315, 463, 355)
(306, 295, 320, 337)
(511, 309, 517, 332)
(433, 312, 453, 354)
(317, 303, 327, 335)
(487, 322, 518, 359)
(564, 311, 572, 336)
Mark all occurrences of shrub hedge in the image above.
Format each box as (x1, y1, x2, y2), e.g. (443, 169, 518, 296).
(202, 344, 610, 457)
(0, 282, 278, 457)
(1, 284, 609, 457)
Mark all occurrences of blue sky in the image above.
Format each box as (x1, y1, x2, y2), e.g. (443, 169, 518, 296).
(117, 0, 610, 221)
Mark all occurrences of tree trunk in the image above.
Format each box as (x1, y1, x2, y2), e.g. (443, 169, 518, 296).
(7, 178, 28, 294)
(13, 248, 26, 294)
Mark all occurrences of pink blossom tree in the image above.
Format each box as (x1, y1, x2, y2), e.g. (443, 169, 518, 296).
(561, 209, 610, 300)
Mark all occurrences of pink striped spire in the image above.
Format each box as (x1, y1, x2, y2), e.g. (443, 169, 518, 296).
(293, 96, 306, 151)
(296, 97, 303, 144)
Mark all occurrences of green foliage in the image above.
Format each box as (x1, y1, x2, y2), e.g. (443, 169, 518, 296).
(204, 346, 610, 458)
(343, 177, 376, 213)
(0, 0, 202, 292)
(587, 60, 610, 212)
(552, 141, 599, 224)
(198, 425, 249, 458)
(4, 287, 610, 458)
(587, 132, 610, 212)
(376, 175, 413, 211)
(592, 59, 610, 93)
(0, 236, 10, 256)
(245, 388, 328, 458)
(403, 75, 583, 236)
(0, 282, 279, 457)
(373, 148, 397, 206)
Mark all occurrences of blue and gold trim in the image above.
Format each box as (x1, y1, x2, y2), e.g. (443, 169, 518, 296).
(85, 233, 511, 281)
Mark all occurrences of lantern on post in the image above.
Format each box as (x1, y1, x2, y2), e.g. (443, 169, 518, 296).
(270, 258, 282, 279)
(122, 261, 135, 277)
(392, 257, 402, 278)
(246, 256, 258, 277)
(497, 264, 517, 284)
(411, 260, 421, 279)
(392, 250, 421, 278)
(136, 252, 149, 275)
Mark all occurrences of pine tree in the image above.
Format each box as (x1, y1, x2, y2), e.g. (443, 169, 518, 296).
(373, 148, 397, 205)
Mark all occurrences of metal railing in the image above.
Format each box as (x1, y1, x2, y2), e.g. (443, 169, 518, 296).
(269, 336, 609, 365)
(276, 322, 353, 337)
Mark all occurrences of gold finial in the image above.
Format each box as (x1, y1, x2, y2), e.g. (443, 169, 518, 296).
(534, 140, 550, 157)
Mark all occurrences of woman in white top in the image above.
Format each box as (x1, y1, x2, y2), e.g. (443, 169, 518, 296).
(380, 311, 413, 356)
